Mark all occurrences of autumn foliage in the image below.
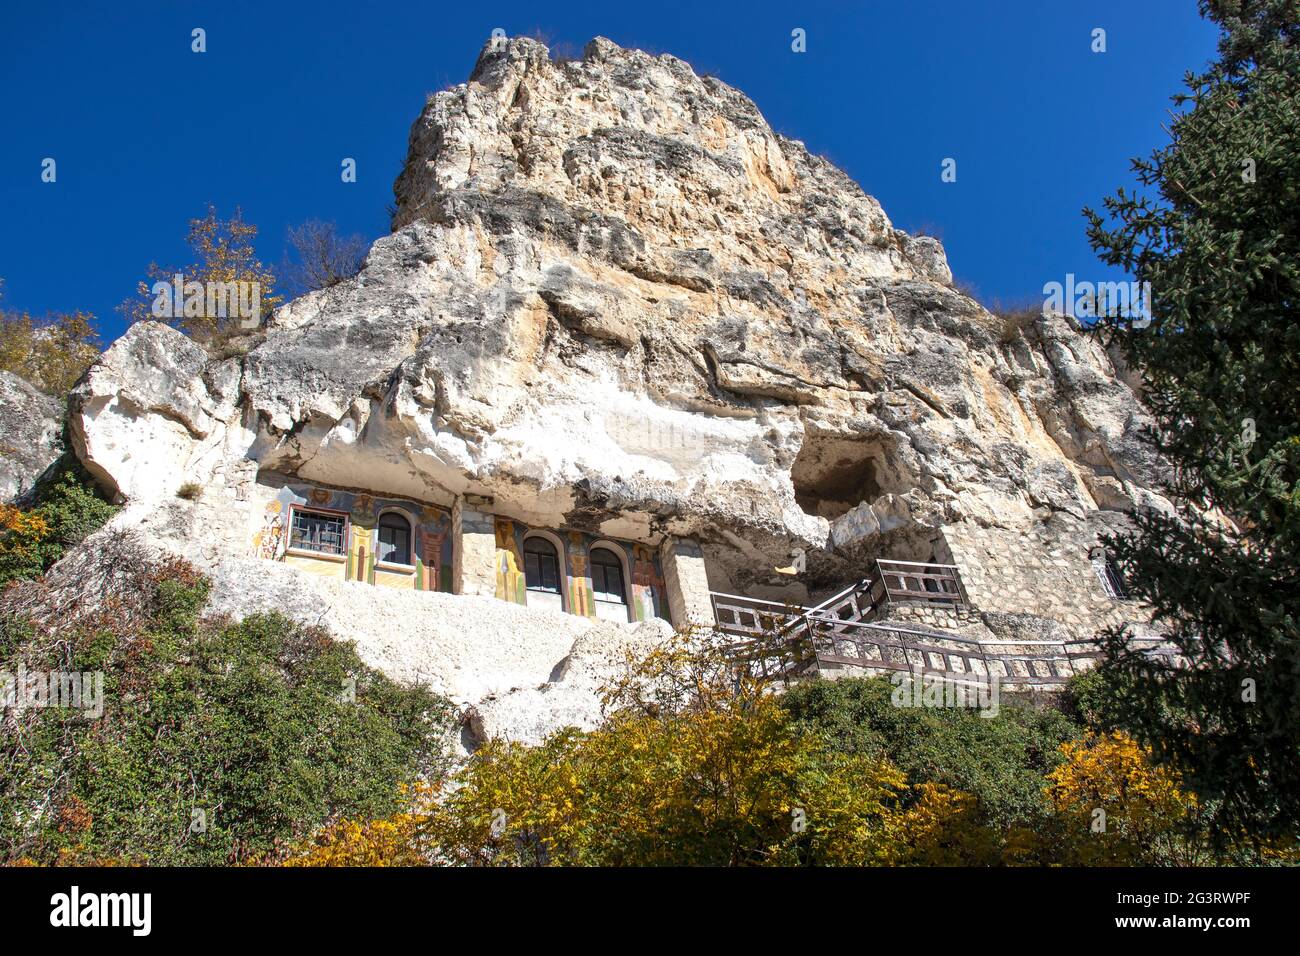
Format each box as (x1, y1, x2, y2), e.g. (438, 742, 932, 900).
(277, 635, 1253, 867)
(0, 308, 100, 395)
(119, 204, 282, 346)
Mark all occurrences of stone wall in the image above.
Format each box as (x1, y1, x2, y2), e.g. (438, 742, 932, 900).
(453, 499, 498, 598)
(660, 536, 714, 628)
(938, 513, 1140, 639)
(872, 602, 998, 641)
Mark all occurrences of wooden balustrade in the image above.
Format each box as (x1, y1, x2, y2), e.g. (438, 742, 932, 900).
(870, 559, 969, 606)
(709, 558, 1172, 690)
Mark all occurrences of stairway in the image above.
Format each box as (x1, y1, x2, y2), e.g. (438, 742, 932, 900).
(710, 560, 1173, 691)
(710, 560, 969, 640)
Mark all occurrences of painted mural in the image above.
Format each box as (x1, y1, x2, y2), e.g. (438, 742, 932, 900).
(494, 518, 527, 605)
(567, 530, 593, 618)
(414, 506, 451, 593)
(250, 482, 668, 620)
(249, 482, 453, 593)
(630, 543, 668, 623)
(491, 517, 670, 623)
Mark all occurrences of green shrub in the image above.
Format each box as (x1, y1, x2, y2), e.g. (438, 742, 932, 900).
(781, 675, 1082, 827)
(0, 559, 457, 865)
(0, 455, 117, 587)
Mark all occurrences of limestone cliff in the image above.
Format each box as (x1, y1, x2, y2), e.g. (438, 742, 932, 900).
(54, 36, 1170, 740)
(0, 370, 63, 503)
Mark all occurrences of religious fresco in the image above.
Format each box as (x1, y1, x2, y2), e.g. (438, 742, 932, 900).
(491, 516, 669, 623)
(251, 499, 287, 561)
(567, 531, 594, 618)
(630, 543, 668, 623)
(250, 481, 666, 619)
(415, 505, 453, 593)
(494, 517, 527, 605)
(249, 482, 453, 593)
(347, 493, 378, 584)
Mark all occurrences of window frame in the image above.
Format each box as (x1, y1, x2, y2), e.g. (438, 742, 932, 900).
(1090, 548, 1129, 600)
(287, 505, 350, 558)
(522, 534, 563, 596)
(589, 546, 628, 605)
(375, 509, 414, 568)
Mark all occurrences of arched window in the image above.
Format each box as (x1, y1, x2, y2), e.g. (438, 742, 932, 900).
(523, 536, 561, 594)
(376, 512, 412, 565)
(590, 547, 626, 605)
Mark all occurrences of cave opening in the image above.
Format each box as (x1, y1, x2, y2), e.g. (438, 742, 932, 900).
(791, 432, 909, 520)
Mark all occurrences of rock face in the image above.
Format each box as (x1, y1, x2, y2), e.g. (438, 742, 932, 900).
(0, 371, 63, 503)
(62, 36, 1171, 740)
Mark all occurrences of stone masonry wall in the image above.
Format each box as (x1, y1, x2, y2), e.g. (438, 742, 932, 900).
(939, 514, 1139, 640)
(659, 537, 714, 628)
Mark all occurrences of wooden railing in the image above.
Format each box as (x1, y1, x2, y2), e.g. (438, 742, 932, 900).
(868, 560, 969, 607)
(801, 616, 1175, 689)
(709, 592, 809, 638)
(808, 617, 1079, 687)
(810, 578, 876, 624)
(710, 560, 969, 643)
(710, 559, 1171, 690)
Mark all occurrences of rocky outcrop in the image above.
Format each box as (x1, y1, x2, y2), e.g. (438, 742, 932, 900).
(76, 37, 1167, 588)
(60, 35, 1171, 740)
(0, 371, 63, 503)
(68, 325, 241, 503)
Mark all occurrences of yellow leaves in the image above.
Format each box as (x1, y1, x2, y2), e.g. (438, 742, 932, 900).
(120, 204, 283, 342)
(281, 782, 436, 867)
(403, 690, 917, 867)
(275, 722, 1221, 867)
(1047, 731, 1193, 826)
(273, 635, 1224, 868)
(1, 504, 50, 540)
(283, 815, 425, 867)
(0, 308, 100, 395)
(1041, 731, 1197, 865)
(883, 782, 1001, 866)
(0, 503, 51, 561)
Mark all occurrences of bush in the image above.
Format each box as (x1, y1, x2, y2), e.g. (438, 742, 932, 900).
(176, 482, 203, 500)
(0, 558, 457, 865)
(288, 634, 918, 867)
(780, 675, 1082, 828)
(0, 456, 116, 587)
(1040, 732, 1199, 865)
(279, 639, 1278, 867)
(411, 700, 911, 867)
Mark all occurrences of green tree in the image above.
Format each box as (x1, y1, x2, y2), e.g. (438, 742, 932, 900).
(0, 457, 116, 587)
(1082, 0, 1300, 842)
(781, 675, 1081, 829)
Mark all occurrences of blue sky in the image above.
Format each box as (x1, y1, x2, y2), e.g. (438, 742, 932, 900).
(0, 1, 1220, 343)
